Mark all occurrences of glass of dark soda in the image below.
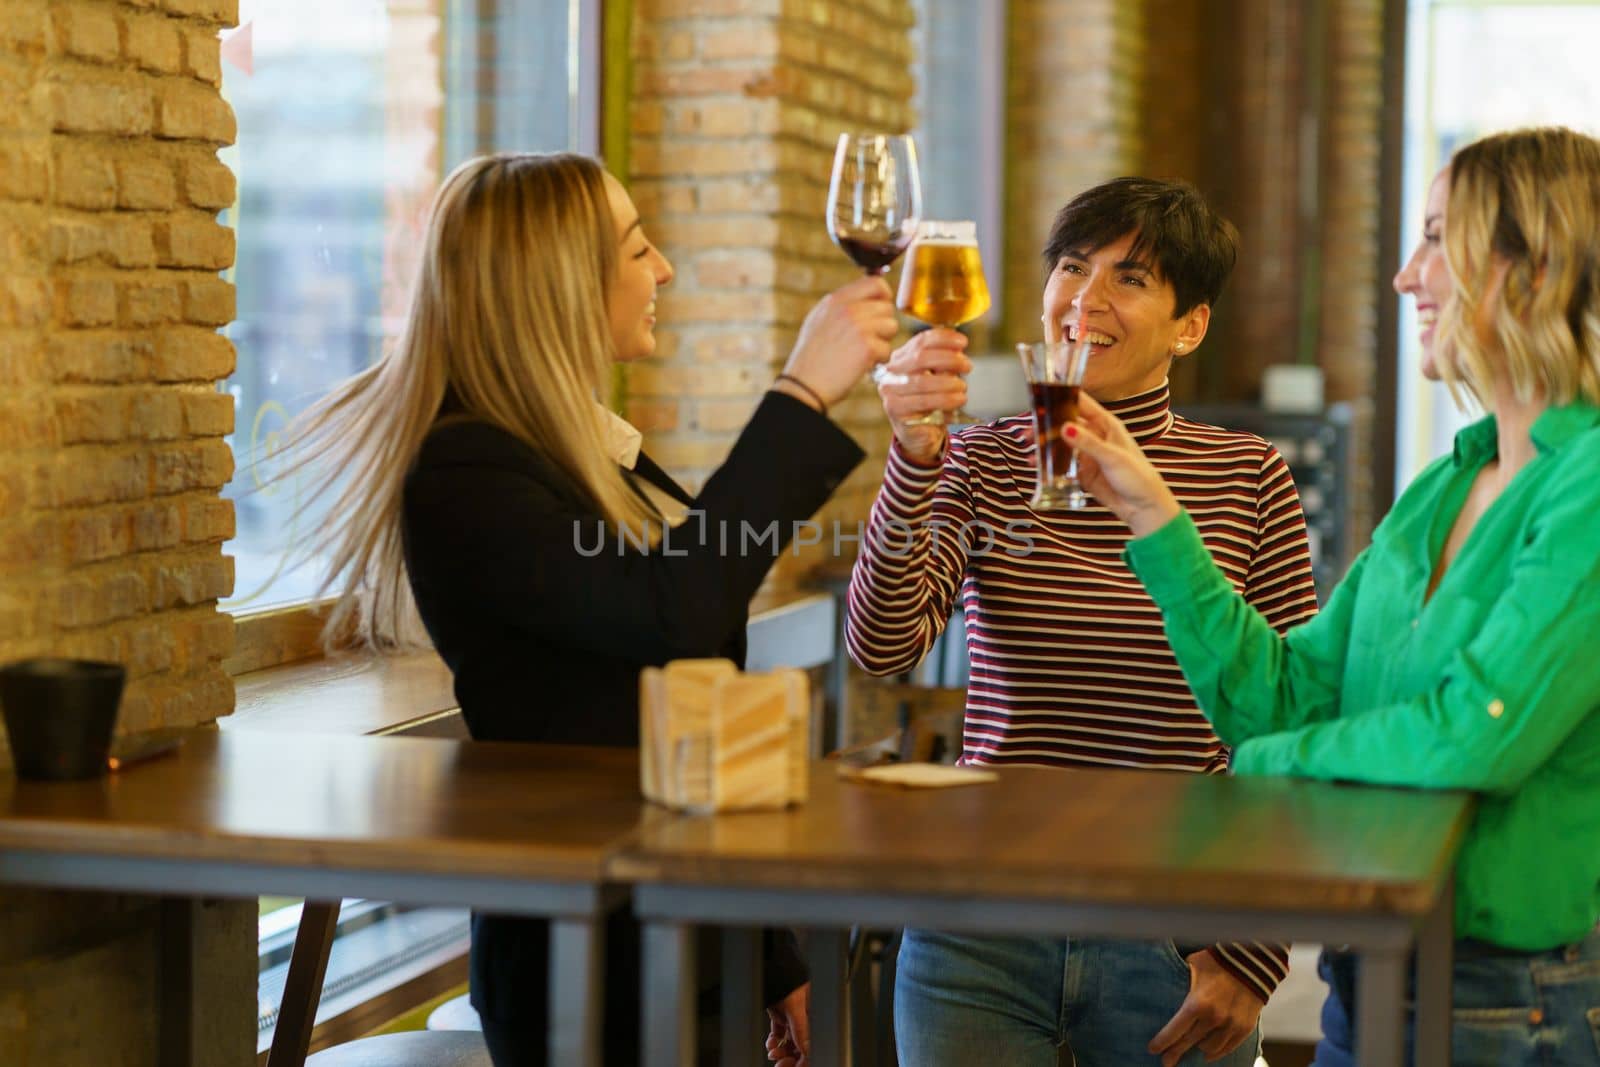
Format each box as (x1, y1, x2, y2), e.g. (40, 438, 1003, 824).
(1017, 340, 1092, 510)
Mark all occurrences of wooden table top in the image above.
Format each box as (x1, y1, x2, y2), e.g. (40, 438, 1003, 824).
(0, 730, 653, 884)
(611, 763, 1475, 917)
(0, 737, 1475, 916)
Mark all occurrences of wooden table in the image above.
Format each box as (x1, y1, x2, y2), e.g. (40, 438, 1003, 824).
(0, 729, 653, 1067)
(614, 762, 1474, 1067)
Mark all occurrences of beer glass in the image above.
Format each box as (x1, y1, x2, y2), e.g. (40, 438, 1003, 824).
(1017, 340, 1092, 510)
(826, 133, 922, 275)
(883, 220, 991, 425)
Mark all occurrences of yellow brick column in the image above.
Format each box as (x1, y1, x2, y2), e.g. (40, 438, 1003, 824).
(1317, 0, 1384, 549)
(1004, 0, 1144, 334)
(628, 0, 916, 590)
(0, 0, 253, 1062)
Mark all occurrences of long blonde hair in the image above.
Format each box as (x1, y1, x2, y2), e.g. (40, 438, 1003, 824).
(1434, 126, 1600, 408)
(284, 152, 661, 648)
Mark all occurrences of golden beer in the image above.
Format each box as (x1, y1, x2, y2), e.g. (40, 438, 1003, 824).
(897, 235, 991, 327)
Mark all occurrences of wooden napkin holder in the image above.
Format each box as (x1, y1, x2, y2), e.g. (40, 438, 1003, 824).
(639, 658, 809, 813)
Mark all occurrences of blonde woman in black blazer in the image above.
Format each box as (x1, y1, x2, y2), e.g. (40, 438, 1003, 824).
(284, 152, 907, 1066)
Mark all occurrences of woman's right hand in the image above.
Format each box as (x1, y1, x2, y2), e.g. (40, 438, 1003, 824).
(877, 328, 970, 465)
(1066, 392, 1182, 537)
(778, 275, 900, 410)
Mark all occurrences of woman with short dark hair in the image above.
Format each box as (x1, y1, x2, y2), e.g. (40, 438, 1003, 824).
(848, 176, 1319, 1066)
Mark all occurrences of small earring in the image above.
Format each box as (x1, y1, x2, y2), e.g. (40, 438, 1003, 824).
(1174, 342, 1186, 353)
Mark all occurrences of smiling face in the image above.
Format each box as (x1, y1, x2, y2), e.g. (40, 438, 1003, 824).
(1040, 231, 1210, 400)
(1393, 169, 1451, 380)
(603, 172, 673, 363)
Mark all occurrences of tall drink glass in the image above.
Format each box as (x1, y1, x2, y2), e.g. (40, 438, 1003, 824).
(897, 220, 990, 328)
(826, 133, 921, 275)
(1017, 340, 1092, 510)
(887, 220, 991, 425)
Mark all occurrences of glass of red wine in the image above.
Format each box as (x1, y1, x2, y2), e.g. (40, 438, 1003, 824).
(827, 132, 922, 275)
(1017, 339, 1093, 510)
(828, 133, 924, 417)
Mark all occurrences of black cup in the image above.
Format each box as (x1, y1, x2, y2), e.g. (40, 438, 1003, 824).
(0, 659, 126, 781)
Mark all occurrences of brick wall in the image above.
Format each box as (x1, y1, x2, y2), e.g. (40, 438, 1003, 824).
(1003, 0, 1144, 336)
(0, 0, 251, 1062)
(1171, 0, 1386, 548)
(1202, 0, 1312, 403)
(1138, 0, 1205, 401)
(1013, 0, 1387, 550)
(1316, 0, 1384, 548)
(623, 0, 1388, 571)
(627, 0, 916, 590)
(2, 0, 238, 748)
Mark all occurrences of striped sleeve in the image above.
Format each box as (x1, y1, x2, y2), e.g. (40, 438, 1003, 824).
(844, 438, 973, 676)
(1208, 941, 1291, 1004)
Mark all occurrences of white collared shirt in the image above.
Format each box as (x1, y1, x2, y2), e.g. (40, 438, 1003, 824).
(595, 403, 686, 525)
(596, 403, 643, 469)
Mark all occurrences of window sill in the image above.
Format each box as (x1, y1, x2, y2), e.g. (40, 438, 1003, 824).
(226, 650, 464, 738)
(224, 589, 836, 738)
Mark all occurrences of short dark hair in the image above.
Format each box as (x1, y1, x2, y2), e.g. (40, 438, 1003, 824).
(1041, 177, 1239, 318)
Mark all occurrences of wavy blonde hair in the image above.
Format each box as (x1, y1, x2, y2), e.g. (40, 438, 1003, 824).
(1434, 126, 1600, 408)
(283, 152, 661, 649)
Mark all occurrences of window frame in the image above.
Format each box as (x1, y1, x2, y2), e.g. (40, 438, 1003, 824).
(908, 0, 1007, 340)
(226, 0, 608, 674)
(1391, 0, 1600, 497)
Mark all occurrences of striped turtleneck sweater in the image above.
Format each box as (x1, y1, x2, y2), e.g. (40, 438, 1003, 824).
(845, 383, 1319, 1000)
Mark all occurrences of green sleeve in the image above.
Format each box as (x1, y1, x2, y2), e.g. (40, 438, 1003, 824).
(1233, 485, 1600, 794)
(1124, 511, 1360, 745)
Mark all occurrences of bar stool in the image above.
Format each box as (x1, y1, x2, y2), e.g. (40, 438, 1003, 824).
(426, 992, 482, 1032)
(267, 900, 490, 1067)
(304, 1031, 491, 1066)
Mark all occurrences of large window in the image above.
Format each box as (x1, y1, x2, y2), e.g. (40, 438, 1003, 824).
(1395, 1, 1600, 487)
(220, 0, 599, 614)
(218, 0, 599, 1044)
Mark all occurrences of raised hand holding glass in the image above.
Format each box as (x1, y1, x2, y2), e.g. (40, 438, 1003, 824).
(879, 220, 991, 426)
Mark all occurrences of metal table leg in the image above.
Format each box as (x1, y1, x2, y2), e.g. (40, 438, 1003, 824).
(159, 898, 200, 1067)
(549, 916, 604, 1067)
(1357, 944, 1408, 1066)
(721, 927, 763, 1067)
(1412, 880, 1455, 1067)
(643, 921, 698, 1067)
(806, 929, 849, 1067)
(848, 929, 878, 1067)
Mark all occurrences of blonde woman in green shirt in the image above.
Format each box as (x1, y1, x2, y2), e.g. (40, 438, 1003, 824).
(1065, 125, 1600, 1065)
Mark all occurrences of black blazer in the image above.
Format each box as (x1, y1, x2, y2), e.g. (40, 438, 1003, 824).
(403, 391, 861, 746)
(401, 391, 863, 1037)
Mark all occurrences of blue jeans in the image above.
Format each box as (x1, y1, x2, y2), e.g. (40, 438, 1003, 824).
(1314, 929, 1600, 1066)
(894, 930, 1262, 1067)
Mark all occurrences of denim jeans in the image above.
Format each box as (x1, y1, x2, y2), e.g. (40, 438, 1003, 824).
(894, 929, 1262, 1067)
(1313, 928, 1600, 1066)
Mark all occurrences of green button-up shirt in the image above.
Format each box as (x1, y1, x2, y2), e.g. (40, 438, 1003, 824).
(1126, 402, 1600, 950)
